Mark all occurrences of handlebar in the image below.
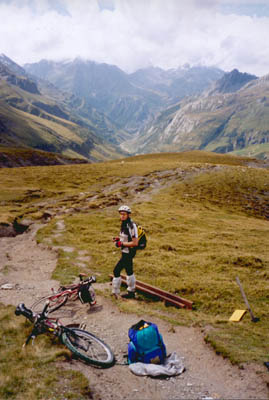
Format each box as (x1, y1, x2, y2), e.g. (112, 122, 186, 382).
(79, 274, 96, 284)
(15, 301, 51, 346)
(89, 276, 96, 283)
(15, 300, 50, 321)
(15, 303, 35, 321)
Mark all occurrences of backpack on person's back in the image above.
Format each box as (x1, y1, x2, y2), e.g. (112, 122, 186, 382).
(136, 225, 147, 250)
(127, 222, 147, 252)
(128, 320, 167, 364)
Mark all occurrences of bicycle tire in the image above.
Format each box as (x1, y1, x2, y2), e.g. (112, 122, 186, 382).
(31, 293, 69, 314)
(62, 328, 115, 368)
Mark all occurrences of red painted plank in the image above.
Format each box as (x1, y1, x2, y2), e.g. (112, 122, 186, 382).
(109, 274, 193, 309)
(133, 279, 193, 309)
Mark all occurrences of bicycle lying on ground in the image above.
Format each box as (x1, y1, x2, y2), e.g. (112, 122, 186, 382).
(15, 302, 115, 368)
(31, 274, 96, 314)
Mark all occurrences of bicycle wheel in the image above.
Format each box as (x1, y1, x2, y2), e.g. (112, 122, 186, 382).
(31, 293, 68, 314)
(62, 328, 115, 368)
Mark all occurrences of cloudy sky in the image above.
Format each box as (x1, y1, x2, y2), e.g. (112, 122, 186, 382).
(0, 0, 269, 76)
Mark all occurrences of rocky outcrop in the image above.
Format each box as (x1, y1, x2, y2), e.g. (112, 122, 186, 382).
(0, 61, 40, 94)
(208, 69, 257, 95)
(6, 74, 40, 94)
(32, 101, 69, 120)
(0, 218, 29, 238)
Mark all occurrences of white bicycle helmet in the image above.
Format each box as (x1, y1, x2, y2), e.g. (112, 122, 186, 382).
(118, 205, 131, 213)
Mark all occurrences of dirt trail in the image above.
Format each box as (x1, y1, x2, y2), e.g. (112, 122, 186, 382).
(0, 225, 268, 400)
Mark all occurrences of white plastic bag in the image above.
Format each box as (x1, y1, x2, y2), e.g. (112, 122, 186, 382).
(129, 351, 185, 377)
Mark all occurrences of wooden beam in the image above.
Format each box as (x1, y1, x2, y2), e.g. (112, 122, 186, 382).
(109, 274, 193, 309)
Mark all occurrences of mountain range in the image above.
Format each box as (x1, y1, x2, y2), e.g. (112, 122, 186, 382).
(24, 59, 223, 134)
(0, 53, 268, 165)
(125, 69, 269, 158)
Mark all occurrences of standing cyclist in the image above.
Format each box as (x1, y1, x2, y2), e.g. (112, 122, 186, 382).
(112, 205, 138, 299)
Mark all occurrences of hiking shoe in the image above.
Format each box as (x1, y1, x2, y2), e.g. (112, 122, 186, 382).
(121, 291, 136, 299)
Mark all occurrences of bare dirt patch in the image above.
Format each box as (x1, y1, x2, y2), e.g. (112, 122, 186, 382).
(0, 225, 268, 400)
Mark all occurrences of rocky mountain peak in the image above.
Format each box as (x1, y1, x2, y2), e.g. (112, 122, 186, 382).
(0, 56, 40, 95)
(0, 54, 26, 76)
(208, 68, 258, 95)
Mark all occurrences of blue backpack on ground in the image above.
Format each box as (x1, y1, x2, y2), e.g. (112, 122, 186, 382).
(128, 320, 167, 364)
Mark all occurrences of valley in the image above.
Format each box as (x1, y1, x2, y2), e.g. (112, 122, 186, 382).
(2, 53, 269, 166)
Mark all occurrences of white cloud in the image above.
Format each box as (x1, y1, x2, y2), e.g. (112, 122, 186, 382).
(0, 0, 268, 76)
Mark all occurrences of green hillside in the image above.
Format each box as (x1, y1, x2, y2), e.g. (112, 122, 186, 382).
(130, 75, 269, 160)
(0, 146, 89, 168)
(0, 80, 125, 163)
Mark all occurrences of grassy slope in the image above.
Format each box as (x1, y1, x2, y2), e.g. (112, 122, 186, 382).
(0, 81, 122, 162)
(0, 151, 268, 397)
(0, 146, 89, 168)
(230, 142, 269, 160)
